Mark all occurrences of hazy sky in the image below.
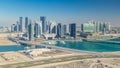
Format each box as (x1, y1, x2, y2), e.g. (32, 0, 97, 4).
(0, 0, 120, 26)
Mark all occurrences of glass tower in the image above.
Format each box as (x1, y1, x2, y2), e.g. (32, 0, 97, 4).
(40, 16, 46, 33)
(70, 23, 76, 38)
(28, 22, 34, 41)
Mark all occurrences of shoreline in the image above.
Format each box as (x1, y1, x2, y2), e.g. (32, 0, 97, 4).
(0, 38, 17, 46)
(0, 41, 120, 67)
(0, 38, 120, 54)
(0, 47, 120, 53)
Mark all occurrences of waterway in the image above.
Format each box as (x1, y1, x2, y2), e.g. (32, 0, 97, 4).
(1, 39, 120, 52)
(0, 45, 26, 52)
(53, 41, 120, 52)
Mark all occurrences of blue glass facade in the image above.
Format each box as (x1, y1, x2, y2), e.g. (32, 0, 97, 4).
(70, 23, 76, 38)
(40, 16, 46, 33)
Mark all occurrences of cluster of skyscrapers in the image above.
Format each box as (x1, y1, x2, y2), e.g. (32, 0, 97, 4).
(11, 17, 23, 32)
(11, 16, 114, 40)
(81, 20, 111, 34)
(11, 17, 76, 40)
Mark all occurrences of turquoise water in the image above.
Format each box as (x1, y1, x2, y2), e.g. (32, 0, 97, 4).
(55, 41, 120, 52)
(109, 37, 120, 41)
(0, 45, 25, 52)
(1, 40, 120, 52)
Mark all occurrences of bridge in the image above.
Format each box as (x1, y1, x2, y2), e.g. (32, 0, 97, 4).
(9, 37, 120, 51)
(18, 40, 97, 54)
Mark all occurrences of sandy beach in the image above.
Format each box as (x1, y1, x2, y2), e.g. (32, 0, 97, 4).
(0, 38, 17, 46)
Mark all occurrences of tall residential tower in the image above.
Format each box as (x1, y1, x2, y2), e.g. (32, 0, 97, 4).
(40, 16, 46, 33)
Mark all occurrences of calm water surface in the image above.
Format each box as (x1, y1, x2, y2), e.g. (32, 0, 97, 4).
(1, 40, 120, 52)
(55, 41, 120, 52)
(0, 45, 25, 52)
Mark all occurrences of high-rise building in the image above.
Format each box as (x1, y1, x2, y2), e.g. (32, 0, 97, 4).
(81, 21, 111, 34)
(95, 21, 100, 33)
(57, 23, 63, 38)
(11, 24, 17, 32)
(40, 16, 46, 33)
(104, 22, 111, 33)
(19, 17, 23, 32)
(16, 21, 19, 32)
(69, 24, 71, 34)
(46, 21, 50, 33)
(49, 21, 57, 34)
(28, 22, 34, 41)
(65, 25, 69, 34)
(70, 23, 76, 38)
(63, 25, 67, 35)
(25, 17, 29, 31)
(34, 21, 42, 38)
(81, 22, 95, 33)
(99, 22, 111, 34)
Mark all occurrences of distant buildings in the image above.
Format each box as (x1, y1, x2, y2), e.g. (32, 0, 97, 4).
(40, 16, 47, 33)
(0, 26, 11, 32)
(11, 24, 17, 32)
(81, 22, 95, 33)
(25, 17, 29, 31)
(57, 23, 65, 38)
(34, 21, 42, 38)
(11, 17, 23, 32)
(10, 16, 115, 40)
(111, 27, 120, 34)
(28, 22, 34, 41)
(19, 17, 23, 32)
(49, 21, 57, 34)
(81, 21, 111, 34)
(69, 23, 76, 38)
(63, 25, 67, 35)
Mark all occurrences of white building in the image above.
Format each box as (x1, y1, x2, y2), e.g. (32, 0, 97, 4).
(25, 48, 51, 57)
(43, 33, 56, 40)
(49, 21, 57, 34)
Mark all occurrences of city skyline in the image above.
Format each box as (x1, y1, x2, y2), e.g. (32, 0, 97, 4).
(0, 0, 120, 26)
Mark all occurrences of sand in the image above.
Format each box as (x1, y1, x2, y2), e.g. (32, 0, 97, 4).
(0, 52, 32, 65)
(0, 38, 17, 45)
(25, 58, 120, 68)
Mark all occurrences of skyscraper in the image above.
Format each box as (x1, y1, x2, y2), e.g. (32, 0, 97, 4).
(34, 21, 42, 38)
(46, 21, 50, 33)
(40, 16, 46, 33)
(11, 24, 17, 32)
(28, 21, 34, 41)
(25, 17, 29, 31)
(81, 21, 111, 34)
(49, 21, 57, 34)
(19, 17, 23, 32)
(70, 23, 76, 38)
(99, 22, 111, 34)
(63, 25, 67, 35)
(95, 21, 100, 33)
(57, 23, 63, 38)
(16, 21, 19, 32)
(81, 22, 95, 33)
